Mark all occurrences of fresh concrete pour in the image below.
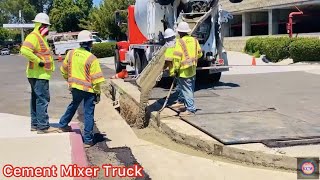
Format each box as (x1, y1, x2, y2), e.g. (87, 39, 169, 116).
(103, 49, 320, 172)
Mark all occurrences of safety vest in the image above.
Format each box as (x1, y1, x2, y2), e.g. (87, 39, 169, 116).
(61, 48, 105, 93)
(21, 31, 55, 80)
(164, 47, 175, 77)
(173, 36, 203, 78)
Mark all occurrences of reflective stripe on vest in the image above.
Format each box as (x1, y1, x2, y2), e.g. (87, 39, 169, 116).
(179, 38, 198, 68)
(91, 72, 104, 80)
(85, 55, 96, 82)
(67, 50, 97, 92)
(22, 41, 35, 50)
(31, 32, 52, 71)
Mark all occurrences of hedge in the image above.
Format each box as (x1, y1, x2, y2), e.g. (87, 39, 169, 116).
(289, 38, 320, 63)
(244, 36, 320, 63)
(91, 42, 116, 58)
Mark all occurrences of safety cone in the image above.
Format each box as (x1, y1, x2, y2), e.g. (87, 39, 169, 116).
(251, 56, 256, 66)
(58, 54, 62, 62)
(111, 69, 128, 79)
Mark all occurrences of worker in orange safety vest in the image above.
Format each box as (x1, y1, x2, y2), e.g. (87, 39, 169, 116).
(20, 13, 58, 134)
(57, 30, 105, 148)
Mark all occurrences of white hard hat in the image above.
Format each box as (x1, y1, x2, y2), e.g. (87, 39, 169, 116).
(164, 28, 175, 39)
(32, 13, 51, 25)
(77, 30, 95, 43)
(176, 22, 191, 33)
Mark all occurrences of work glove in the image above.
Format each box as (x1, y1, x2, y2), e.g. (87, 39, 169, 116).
(93, 94, 101, 104)
(38, 62, 45, 67)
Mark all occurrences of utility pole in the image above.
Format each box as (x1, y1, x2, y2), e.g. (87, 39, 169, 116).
(19, 10, 25, 42)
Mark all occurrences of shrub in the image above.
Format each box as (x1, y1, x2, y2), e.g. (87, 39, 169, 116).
(261, 37, 292, 62)
(244, 37, 263, 54)
(244, 36, 296, 62)
(289, 38, 320, 63)
(10, 46, 20, 54)
(91, 42, 116, 58)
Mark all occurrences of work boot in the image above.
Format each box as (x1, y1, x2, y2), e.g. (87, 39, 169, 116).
(37, 127, 60, 134)
(179, 111, 196, 117)
(57, 126, 73, 133)
(170, 102, 184, 109)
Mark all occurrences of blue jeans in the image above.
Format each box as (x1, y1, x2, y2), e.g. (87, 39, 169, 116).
(28, 78, 50, 130)
(59, 88, 96, 144)
(175, 78, 184, 103)
(176, 76, 196, 113)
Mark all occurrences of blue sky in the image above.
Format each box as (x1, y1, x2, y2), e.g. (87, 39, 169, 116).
(93, 0, 102, 6)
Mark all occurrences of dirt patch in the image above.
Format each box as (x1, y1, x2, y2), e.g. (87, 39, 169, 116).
(76, 111, 151, 180)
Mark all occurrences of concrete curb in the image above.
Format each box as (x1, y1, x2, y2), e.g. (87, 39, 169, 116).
(104, 79, 298, 171)
(70, 123, 90, 180)
(148, 111, 297, 171)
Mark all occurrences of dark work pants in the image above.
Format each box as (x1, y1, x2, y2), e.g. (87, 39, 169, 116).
(58, 88, 96, 144)
(28, 78, 50, 130)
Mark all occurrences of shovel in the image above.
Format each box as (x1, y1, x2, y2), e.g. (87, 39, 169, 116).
(155, 77, 176, 126)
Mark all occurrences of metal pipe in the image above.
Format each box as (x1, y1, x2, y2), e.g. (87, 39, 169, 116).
(288, 6, 303, 38)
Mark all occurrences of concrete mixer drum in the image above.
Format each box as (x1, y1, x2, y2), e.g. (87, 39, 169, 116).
(134, 0, 168, 41)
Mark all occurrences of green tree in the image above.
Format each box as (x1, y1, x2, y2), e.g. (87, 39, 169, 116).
(28, 0, 54, 14)
(0, 0, 37, 23)
(0, 28, 10, 42)
(50, 0, 93, 32)
(81, 0, 134, 40)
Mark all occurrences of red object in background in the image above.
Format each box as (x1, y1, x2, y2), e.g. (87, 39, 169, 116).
(287, 6, 303, 38)
(218, 59, 224, 65)
(127, 5, 148, 44)
(116, 5, 148, 62)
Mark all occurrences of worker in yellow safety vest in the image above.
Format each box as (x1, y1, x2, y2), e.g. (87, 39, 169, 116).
(57, 30, 105, 148)
(171, 22, 203, 117)
(20, 13, 58, 134)
(163, 28, 185, 112)
(163, 28, 177, 76)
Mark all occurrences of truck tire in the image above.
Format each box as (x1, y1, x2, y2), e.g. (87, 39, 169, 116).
(156, 0, 175, 5)
(209, 72, 221, 83)
(134, 51, 143, 74)
(114, 50, 122, 73)
(229, 0, 243, 3)
(134, 50, 147, 75)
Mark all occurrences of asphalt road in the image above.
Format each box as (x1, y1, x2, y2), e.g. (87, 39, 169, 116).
(0, 55, 147, 180)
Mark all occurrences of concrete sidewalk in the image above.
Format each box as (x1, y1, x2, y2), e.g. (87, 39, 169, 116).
(225, 51, 320, 75)
(94, 94, 296, 180)
(0, 113, 88, 180)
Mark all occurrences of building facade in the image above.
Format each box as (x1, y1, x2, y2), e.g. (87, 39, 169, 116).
(220, 0, 320, 37)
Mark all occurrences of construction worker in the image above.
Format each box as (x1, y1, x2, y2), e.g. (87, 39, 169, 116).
(163, 28, 185, 111)
(171, 22, 203, 116)
(20, 13, 58, 134)
(57, 30, 105, 148)
(163, 28, 176, 75)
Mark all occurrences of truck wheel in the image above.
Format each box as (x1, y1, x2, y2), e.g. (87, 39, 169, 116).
(114, 50, 123, 73)
(134, 51, 143, 74)
(134, 50, 147, 75)
(157, 0, 175, 5)
(209, 72, 222, 83)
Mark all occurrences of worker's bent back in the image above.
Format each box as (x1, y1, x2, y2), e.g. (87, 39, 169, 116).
(61, 48, 105, 93)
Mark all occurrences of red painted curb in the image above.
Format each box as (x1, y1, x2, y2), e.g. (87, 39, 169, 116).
(70, 123, 91, 180)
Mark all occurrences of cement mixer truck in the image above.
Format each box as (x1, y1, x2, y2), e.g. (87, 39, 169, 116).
(114, 0, 243, 82)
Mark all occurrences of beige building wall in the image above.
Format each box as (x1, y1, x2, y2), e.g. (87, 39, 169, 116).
(220, 0, 314, 13)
